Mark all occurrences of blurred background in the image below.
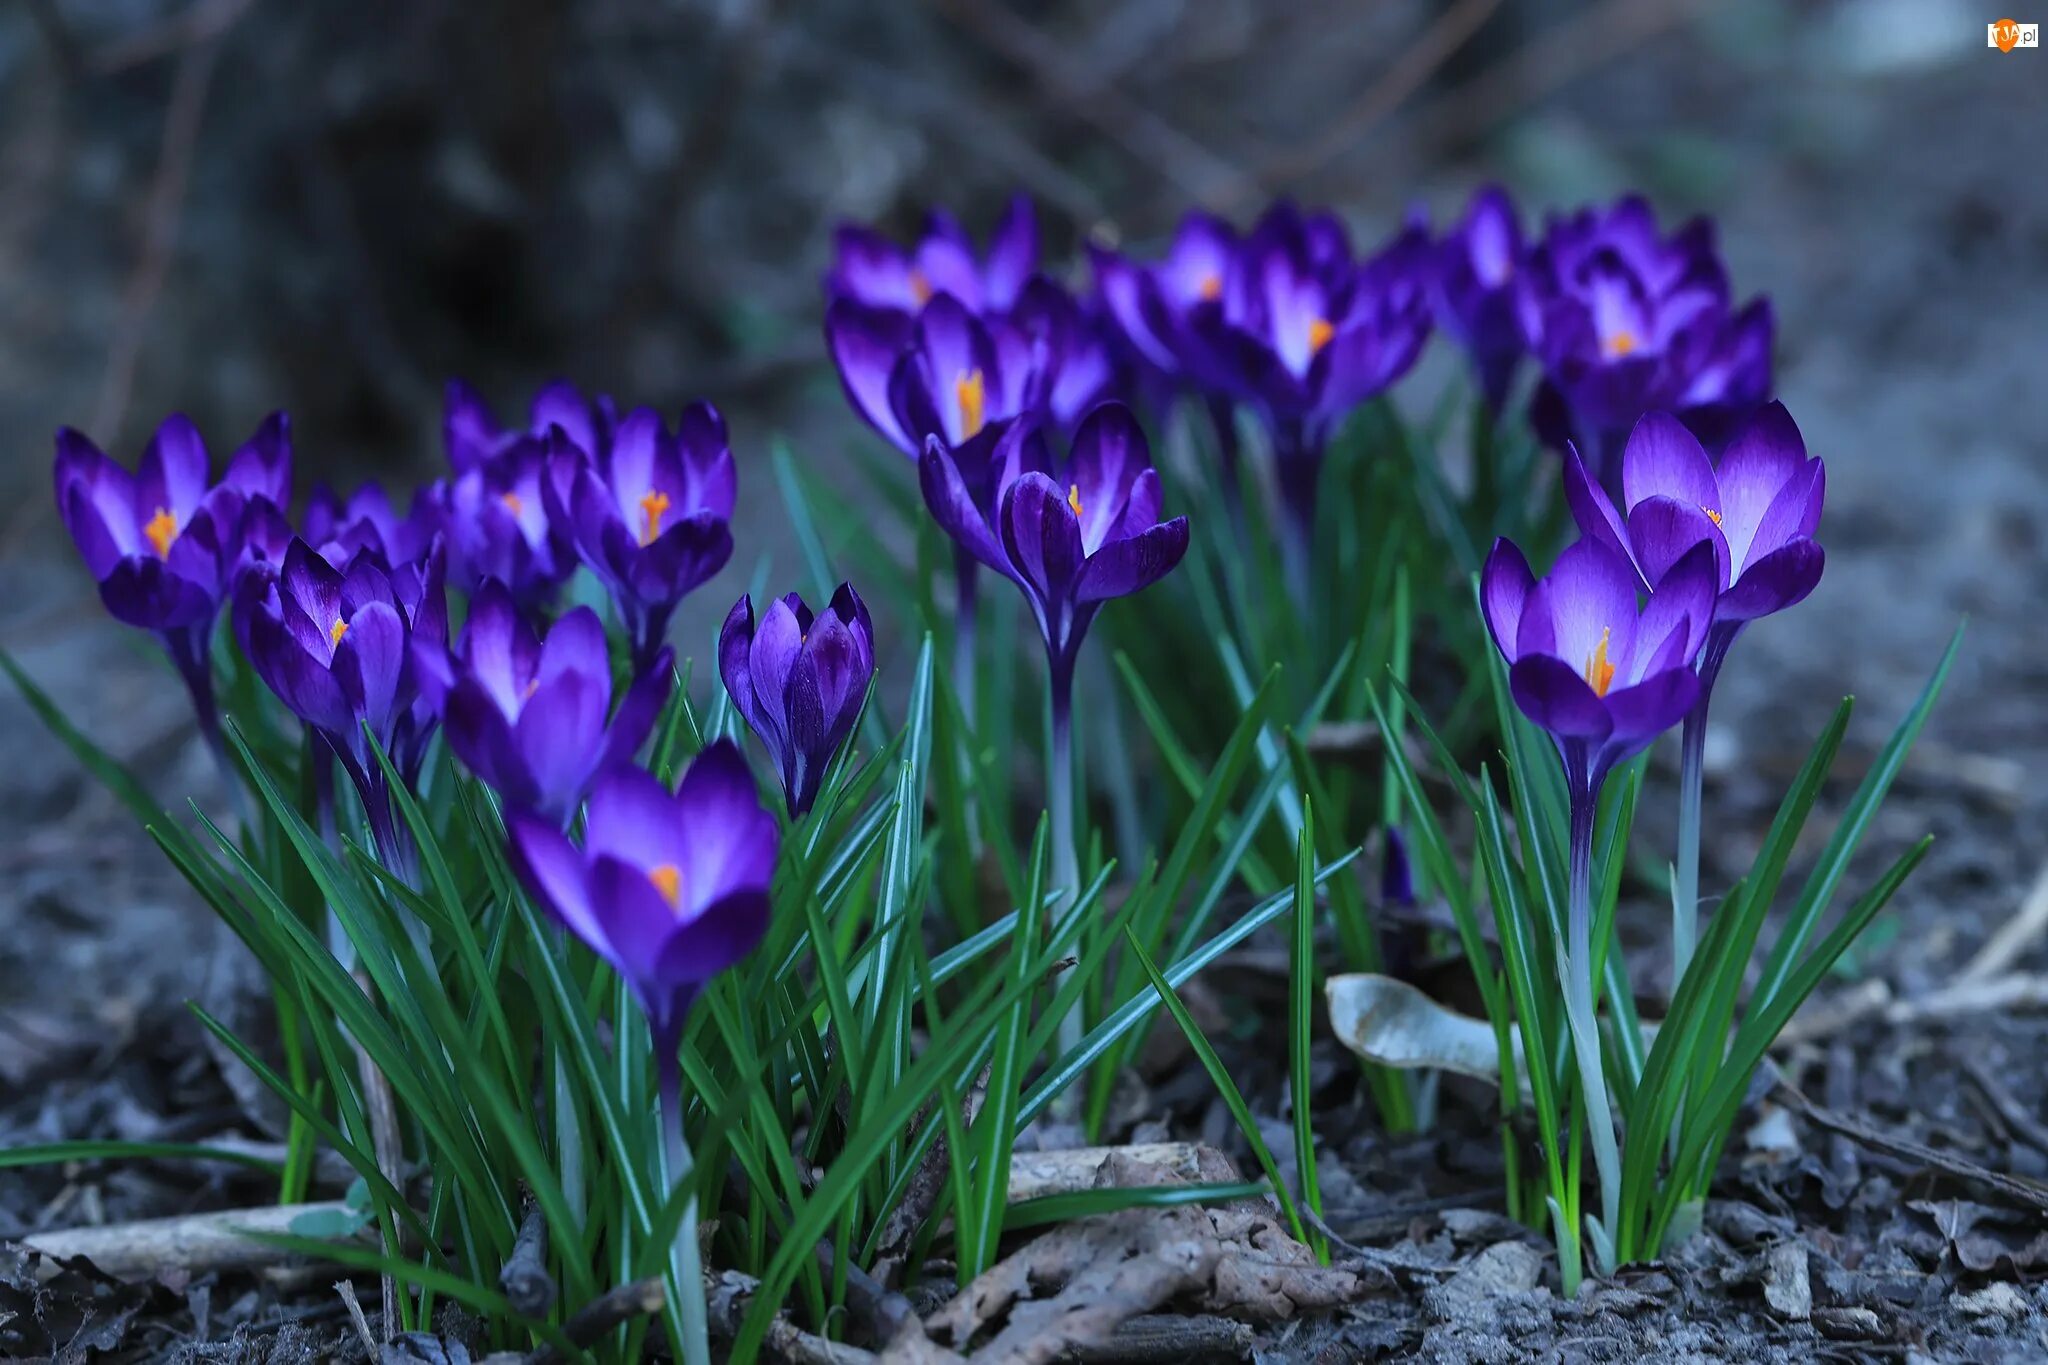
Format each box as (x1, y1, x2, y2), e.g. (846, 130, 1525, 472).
(3, 0, 2045, 1076)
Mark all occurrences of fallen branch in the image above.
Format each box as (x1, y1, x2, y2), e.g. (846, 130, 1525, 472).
(9, 1200, 362, 1280)
(1772, 1081, 2048, 1215)
(499, 1200, 556, 1319)
(1777, 973, 2048, 1046)
(1961, 861, 2048, 985)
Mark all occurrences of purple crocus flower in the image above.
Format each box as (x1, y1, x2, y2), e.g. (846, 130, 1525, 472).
(825, 292, 1032, 465)
(507, 740, 777, 1050)
(719, 584, 876, 819)
(238, 537, 447, 871)
(1481, 535, 1716, 790)
(445, 377, 617, 469)
(431, 440, 576, 609)
(1561, 402, 1825, 979)
(542, 408, 735, 677)
(303, 480, 438, 568)
(417, 580, 671, 828)
(1518, 196, 1773, 486)
(1182, 202, 1433, 588)
(1433, 185, 1528, 415)
(825, 194, 1038, 319)
(1479, 529, 1718, 1249)
(1089, 211, 1248, 534)
(922, 403, 1190, 687)
(53, 413, 292, 754)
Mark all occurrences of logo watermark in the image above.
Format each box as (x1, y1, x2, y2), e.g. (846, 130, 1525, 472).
(1988, 18, 2039, 50)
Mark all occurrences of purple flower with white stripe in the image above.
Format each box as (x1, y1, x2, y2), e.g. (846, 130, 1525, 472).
(1561, 402, 1825, 978)
(507, 741, 777, 1049)
(1432, 185, 1528, 414)
(237, 537, 447, 868)
(417, 580, 671, 827)
(53, 413, 292, 751)
(542, 407, 735, 677)
(1518, 196, 1773, 485)
(825, 195, 1038, 320)
(719, 584, 876, 819)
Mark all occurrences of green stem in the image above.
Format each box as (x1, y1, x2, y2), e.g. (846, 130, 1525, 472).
(658, 1056, 711, 1365)
(1561, 753, 1620, 1278)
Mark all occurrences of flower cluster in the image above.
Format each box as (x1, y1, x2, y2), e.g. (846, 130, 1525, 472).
(51, 380, 882, 1032)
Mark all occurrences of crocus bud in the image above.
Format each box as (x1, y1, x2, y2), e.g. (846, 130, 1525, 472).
(718, 584, 876, 819)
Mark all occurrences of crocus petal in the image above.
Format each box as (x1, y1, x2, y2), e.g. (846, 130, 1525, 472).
(137, 414, 210, 524)
(601, 646, 674, 771)
(1479, 538, 1538, 664)
(444, 675, 531, 806)
(1509, 655, 1614, 742)
(1629, 540, 1717, 682)
(1525, 538, 1640, 671)
(746, 597, 805, 752)
(588, 855, 690, 990)
(281, 539, 345, 640)
(221, 413, 292, 504)
(1720, 539, 1825, 622)
(673, 740, 778, 905)
(461, 580, 537, 715)
(98, 556, 217, 630)
(825, 300, 916, 455)
(444, 379, 500, 471)
(331, 600, 407, 737)
(652, 889, 771, 988)
(584, 765, 683, 871)
(1561, 444, 1634, 575)
(999, 472, 1085, 611)
(1713, 400, 1805, 537)
(719, 596, 759, 731)
(532, 606, 610, 700)
(918, 436, 1011, 575)
(1734, 460, 1823, 575)
(675, 402, 737, 518)
(531, 381, 599, 458)
(1626, 495, 1730, 591)
(1064, 403, 1147, 555)
(983, 193, 1038, 312)
(1620, 411, 1719, 512)
(1601, 666, 1701, 753)
(517, 668, 608, 823)
(1074, 517, 1190, 604)
(506, 814, 609, 962)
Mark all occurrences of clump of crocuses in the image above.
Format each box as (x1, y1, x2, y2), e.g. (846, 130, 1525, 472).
(54, 414, 292, 757)
(720, 584, 876, 819)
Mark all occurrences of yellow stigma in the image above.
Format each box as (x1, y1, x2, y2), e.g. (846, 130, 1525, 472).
(524, 678, 539, 699)
(1702, 506, 1723, 526)
(1604, 329, 1638, 359)
(955, 368, 987, 440)
(909, 269, 932, 305)
(638, 489, 671, 546)
(1197, 273, 1222, 301)
(648, 863, 681, 909)
(330, 618, 350, 648)
(144, 506, 179, 558)
(500, 491, 524, 516)
(1308, 318, 1335, 354)
(1068, 483, 1083, 518)
(1583, 627, 1616, 698)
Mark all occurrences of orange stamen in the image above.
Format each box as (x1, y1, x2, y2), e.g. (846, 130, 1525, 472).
(955, 369, 987, 441)
(1583, 627, 1616, 698)
(501, 491, 524, 516)
(1308, 318, 1335, 354)
(909, 269, 932, 305)
(1068, 484, 1083, 518)
(144, 507, 179, 559)
(648, 863, 681, 909)
(638, 490, 671, 547)
(330, 618, 350, 648)
(1605, 330, 1638, 359)
(1702, 507, 1723, 526)
(1197, 273, 1222, 301)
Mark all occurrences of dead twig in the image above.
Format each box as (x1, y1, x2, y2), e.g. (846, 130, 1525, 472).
(1242, 0, 1506, 203)
(1959, 1054, 2048, 1160)
(336, 1279, 377, 1358)
(501, 1276, 669, 1365)
(1772, 1081, 2048, 1216)
(1778, 973, 2048, 1046)
(89, 0, 255, 441)
(819, 1240, 917, 1344)
(1960, 861, 2048, 985)
(500, 1200, 557, 1319)
(10, 1200, 364, 1280)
